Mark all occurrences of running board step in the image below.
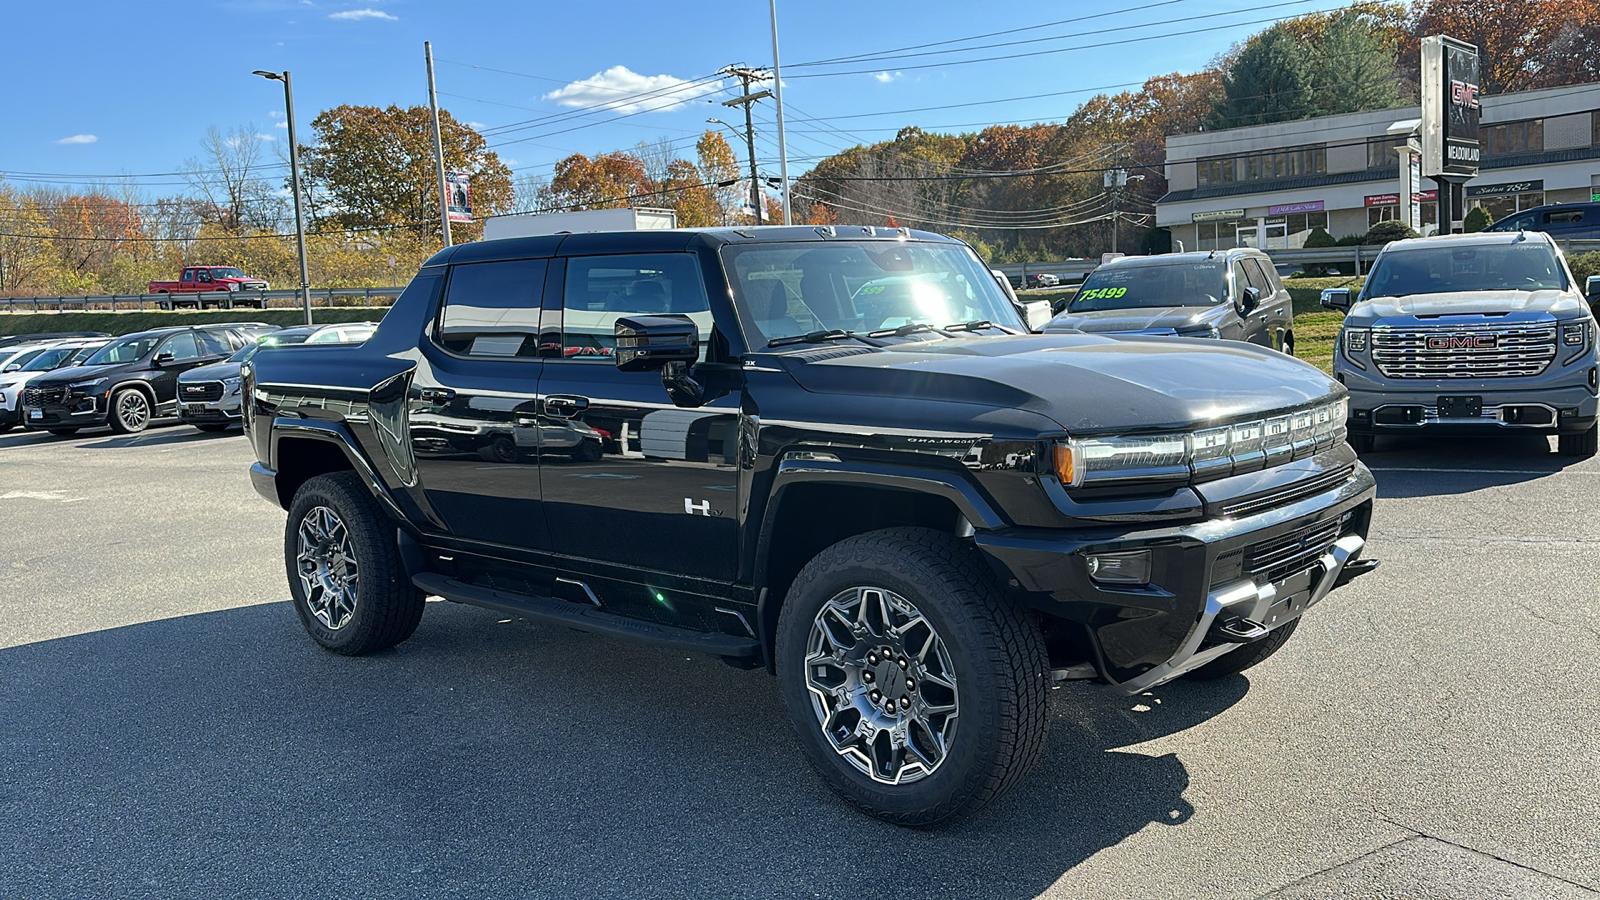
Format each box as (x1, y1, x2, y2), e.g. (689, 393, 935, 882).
(412, 572, 760, 658)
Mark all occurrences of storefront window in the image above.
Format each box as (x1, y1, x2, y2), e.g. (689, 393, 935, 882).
(1479, 119, 1544, 156)
(1369, 203, 1441, 232)
(1196, 145, 1326, 187)
(1470, 192, 1545, 224)
(1196, 222, 1242, 251)
(1367, 137, 1405, 169)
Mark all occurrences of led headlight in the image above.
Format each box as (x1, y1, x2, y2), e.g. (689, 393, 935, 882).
(1563, 322, 1590, 347)
(1053, 398, 1350, 488)
(1344, 328, 1369, 353)
(69, 377, 107, 393)
(1175, 323, 1220, 339)
(222, 376, 242, 392)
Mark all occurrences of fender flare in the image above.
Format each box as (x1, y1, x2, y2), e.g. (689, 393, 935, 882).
(269, 418, 407, 522)
(750, 456, 1007, 670)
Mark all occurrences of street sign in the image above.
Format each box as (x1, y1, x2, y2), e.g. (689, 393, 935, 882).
(1420, 36, 1481, 179)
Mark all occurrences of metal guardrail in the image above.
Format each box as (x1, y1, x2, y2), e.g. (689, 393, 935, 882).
(995, 240, 1600, 281)
(0, 287, 407, 313)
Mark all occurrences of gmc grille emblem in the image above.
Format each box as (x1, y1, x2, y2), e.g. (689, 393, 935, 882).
(186, 386, 204, 393)
(1426, 334, 1497, 350)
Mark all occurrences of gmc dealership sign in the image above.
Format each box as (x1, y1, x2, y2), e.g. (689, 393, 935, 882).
(1420, 35, 1482, 178)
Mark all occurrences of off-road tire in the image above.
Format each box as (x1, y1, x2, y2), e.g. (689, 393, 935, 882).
(1348, 433, 1375, 454)
(775, 527, 1049, 826)
(1558, 423, 1597, 458)
(195, 423, 231, 433)
(107, 387, 150, 434)
(285, 472, 425, 655)
(1183, 618, 1301, 681)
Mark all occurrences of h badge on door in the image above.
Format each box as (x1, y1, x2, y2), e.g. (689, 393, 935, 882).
(684, 498, 719, 517)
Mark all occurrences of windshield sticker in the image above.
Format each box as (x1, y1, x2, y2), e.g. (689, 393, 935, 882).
(1077, 286, 1128, 302)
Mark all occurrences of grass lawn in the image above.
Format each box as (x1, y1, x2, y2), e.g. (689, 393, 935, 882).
(1284, 276, 1363, 374)
(0, 308, 390, 339)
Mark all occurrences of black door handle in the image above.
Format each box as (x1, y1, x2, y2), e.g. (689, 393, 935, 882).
(418, 387, 455, 404)
(544, 394, 589, 418)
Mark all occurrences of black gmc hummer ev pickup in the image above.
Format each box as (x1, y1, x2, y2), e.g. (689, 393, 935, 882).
(244, 226, 1378, 825)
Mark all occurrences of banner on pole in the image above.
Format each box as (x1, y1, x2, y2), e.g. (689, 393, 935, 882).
(446, 172, 473, 223)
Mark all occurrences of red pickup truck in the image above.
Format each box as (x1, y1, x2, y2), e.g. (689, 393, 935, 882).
(149, 266, 271, 309)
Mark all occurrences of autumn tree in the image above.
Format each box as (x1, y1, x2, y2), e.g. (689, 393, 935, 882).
(696, 130, 743, 224)
(1403, 0, 1600, 93)
(300, 105, 513, 242)
(0, 184, 61, 295)
(543, 151, 653, 211)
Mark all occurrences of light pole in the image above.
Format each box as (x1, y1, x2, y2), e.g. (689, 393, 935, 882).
(253, 70, 313, 325)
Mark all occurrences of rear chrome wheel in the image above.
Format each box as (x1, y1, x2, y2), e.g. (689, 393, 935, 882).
(805, 587, 959, 785)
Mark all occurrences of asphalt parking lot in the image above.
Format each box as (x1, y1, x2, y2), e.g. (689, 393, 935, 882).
(1, 422, 1596, 899)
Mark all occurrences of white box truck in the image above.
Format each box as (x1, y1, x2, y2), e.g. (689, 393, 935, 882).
(482, 207, 677, 241)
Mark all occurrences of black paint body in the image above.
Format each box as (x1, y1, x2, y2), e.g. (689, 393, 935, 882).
(244, 227, 1375, 686)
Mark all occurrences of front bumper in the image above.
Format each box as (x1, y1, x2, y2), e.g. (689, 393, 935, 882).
(250, 461, 280, 506)
(977, 462, 1377, 691)
(1341, 365, 1599, 436)
(176, 396, 242, 422)
(20, 397, 107, 429)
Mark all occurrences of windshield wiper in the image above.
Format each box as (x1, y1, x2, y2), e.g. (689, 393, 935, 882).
(866, 323, 939, 338)
(943, 320, 995, 334)
(767, 329, 860, 347)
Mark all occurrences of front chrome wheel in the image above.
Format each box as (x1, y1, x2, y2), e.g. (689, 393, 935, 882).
(803, 586, 959, 785)
(116, 391, 149, 432)
(295, 505, 359, 630)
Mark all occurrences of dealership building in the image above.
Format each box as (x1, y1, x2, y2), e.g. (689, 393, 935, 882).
(1156, 82, 1600, 251)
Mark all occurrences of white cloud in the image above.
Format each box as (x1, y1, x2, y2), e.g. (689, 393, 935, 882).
(257, 133, 277, 142)
(275, 121, 289, 128)
(544, 66, 721, 114)
(56, 134, 98, 145)
(329, 8, 397, 20)
(465, 121, 487, 130)
(873, 71, 902, 83)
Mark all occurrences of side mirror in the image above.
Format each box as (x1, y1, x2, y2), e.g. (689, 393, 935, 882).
(153, 352, 176, 366)
(1320, 288, 1353, 312)
(616, 314, 704, 408)
(1238, 285, 1261, 315)
(615, 315, 699, 372)
(1585, 275, 1600, 301)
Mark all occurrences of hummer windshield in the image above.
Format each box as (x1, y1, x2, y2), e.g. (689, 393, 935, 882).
(721, 241, 1024, 344)
(228, 332, 311, 364)
(1068, 259, 1227, 312)
(1363, 242, 1567, 299)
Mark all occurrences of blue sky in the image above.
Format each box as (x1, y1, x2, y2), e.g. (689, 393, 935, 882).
(2, 0, 1350, 196)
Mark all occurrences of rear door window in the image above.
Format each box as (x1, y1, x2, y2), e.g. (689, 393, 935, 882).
(436, 258, 548, 358)
(1242, 258, 1278, 296)
(162, 333, 201, 361)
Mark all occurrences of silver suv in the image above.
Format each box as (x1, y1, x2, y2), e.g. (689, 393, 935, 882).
(1323, 232, 1598, 457)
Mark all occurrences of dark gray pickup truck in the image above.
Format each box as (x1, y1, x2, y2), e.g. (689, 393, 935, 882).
(244, 225, 1378, 825)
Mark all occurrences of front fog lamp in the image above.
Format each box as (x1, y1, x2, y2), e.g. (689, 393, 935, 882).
(1086, 550, 1152, 586)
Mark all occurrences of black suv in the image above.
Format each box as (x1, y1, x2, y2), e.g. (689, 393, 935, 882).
(1045, 249, 1296, 354)
(244, 226, 1377, 825)
(22, 326, 239, 434)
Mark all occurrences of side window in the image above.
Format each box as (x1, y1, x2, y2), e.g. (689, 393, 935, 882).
(197, 331, 232, 355)
(1243, 258, 1277, 296)
(1548, 210, 1584, 226)
(1229, 261, 1251, 302)
(181, 269, 194, 282)
(162, 333, 200, 361)
(436, 258, 548, 358)
(560, 253, 711, 361)
(196, 269, 212, 283)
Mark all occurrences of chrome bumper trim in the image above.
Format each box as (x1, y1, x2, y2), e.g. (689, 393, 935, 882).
(1116, 534, 1366, 694)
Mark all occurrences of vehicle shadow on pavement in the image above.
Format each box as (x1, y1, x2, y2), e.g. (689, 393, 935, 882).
(77, 427, 239, 450)
(1360, 432, 1589, 498)
(0, 599, 1245, 900)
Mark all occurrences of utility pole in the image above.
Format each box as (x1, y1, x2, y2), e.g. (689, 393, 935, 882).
(720, 66, 772, 226)
(1105, 165, 1128, 256)
(425, 41, 452, 247)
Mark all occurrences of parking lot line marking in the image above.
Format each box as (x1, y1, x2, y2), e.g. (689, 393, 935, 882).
(1368, 467, 1600, 476)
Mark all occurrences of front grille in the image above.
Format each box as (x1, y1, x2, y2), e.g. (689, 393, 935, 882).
(22, 386, 66, 407)
(1244, 518, 1342, 584)
(182, 382, 225, 402)
(1221, 465, 1355, 518)
(1371, 323, 1556, 379)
